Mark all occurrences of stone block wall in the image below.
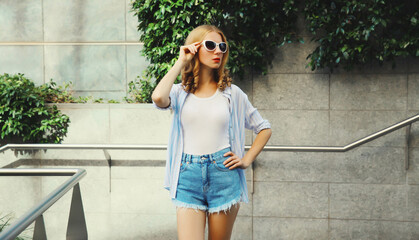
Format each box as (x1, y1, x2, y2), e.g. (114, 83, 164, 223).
(0, 0, 146, 101)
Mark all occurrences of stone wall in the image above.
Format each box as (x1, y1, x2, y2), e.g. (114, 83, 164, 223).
(0, 0, 146, 101)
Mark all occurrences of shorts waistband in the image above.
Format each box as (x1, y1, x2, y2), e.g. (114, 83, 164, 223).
(181, 147, 231, 163)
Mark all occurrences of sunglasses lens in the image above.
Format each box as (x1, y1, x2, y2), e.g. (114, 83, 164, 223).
(205, 41, 216, 50)
(219, 43, 227, 52)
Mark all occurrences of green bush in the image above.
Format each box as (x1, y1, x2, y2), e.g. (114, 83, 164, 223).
(124, 74, 156, 103)
(37, 80, 91, 103)
(304, 0, 419, 71)
(0, 73, 70, 144)
(131, 0, 300, 101)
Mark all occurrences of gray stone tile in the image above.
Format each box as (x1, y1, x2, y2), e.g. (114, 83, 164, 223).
(42, 211, 69, 239)
(0, 0, 43, 41)
(125, 0, 142, 42)
(330, 183, 407, 221)
(41, 165, 108, 179)
(109, 213, 177, 240)
(407, 185, 419, 221)
(41, 172, 110, 214)
(253, 217, 328, 240)
(110, 178, 175, 215)
(103, 149, 167, 161)
(268, 36, 329, 74)
(112, 166, 165, 180)
(44, 211, 111, 240)
(127, 45, 149, 86)
(0, 150, 25, 168)
(408, 56, 419, 73)
(230, 216, 252, 240)
(330, 74, 407, 110)
(43, 0, 125, 41)
(408, 110, 419, 148)
(254, 146, 404, 185)
(408, 74, 419, 111)
(44, 45, 125, 91)
(408, 148, 419, 184)
(245, 129, 253, 146)
(232, 71, 253, 101)
(36, 148, 109, 161)
(0, 46, 44, 85)
(327, 146, 405, 184)
(407, 221, 419, 240)
(55, 106, 110, 144)
(295, 5, 314, 38)
(0, 176, 42, 214)
(238, 181, 253, 217)
(254, 151, 330, 182)
(329, 111, 407, 147)
(330, 219, 419, 240)
(331, 56, 410, 74)
(261, 109, 329, 146)
(205, 216, 252, 240)
(109, 106, 170, 144)
(253, 73, 329, 110)
(253, 182, 329, 218)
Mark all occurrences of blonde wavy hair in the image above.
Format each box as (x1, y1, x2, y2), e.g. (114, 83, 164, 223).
(181, 25, 232, 93)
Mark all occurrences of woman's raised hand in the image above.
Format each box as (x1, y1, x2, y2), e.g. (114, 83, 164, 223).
(178, 41, 201, 66)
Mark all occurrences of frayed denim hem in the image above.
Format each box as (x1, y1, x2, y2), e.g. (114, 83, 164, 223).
(208, 193, 242, 215)
(172, 198, 208, 213)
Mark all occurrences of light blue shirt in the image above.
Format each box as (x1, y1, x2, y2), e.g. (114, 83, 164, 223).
(152, 83, 271, 203)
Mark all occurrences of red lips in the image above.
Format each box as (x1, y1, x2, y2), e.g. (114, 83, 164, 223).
(213, 58, 220, 61)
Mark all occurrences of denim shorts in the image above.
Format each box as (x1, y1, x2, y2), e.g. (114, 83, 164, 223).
(171, 146, 242, 214)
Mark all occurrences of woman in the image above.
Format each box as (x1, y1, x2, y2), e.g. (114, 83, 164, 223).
(152, 24, 272, 240)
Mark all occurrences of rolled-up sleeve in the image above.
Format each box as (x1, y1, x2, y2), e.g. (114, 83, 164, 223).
(152, 84, 178, 111)
(243, 94, 271, 134)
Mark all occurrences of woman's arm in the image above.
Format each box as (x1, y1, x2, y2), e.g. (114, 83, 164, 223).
(151, 60, 184, 108)
(151, 41, 201, 108)
(223, 128, 272, 169)
(242, 128, 272, 167)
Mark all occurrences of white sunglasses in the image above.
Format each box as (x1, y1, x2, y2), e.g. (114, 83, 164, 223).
(200, 40, 228, 53)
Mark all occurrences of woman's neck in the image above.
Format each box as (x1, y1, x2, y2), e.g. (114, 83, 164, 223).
(198, 65, 217, 89)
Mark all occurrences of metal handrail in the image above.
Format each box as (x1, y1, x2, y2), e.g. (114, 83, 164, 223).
(0, 113, 417, 153)
(0, 114, 416, 239)
(0, 168, 87, 240)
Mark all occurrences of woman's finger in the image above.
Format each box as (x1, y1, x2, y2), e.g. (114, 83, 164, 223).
(181, 46, 189, 53)
(224, 151, 232, 156)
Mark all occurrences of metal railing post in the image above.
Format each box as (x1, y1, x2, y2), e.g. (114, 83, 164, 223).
(67, 183, 87, 240)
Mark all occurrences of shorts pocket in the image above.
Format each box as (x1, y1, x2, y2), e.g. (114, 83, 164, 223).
(179, 162, 190, 173)
(213, 160, 230, 172)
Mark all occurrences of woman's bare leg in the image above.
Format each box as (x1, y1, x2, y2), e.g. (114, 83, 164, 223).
(208, 203, 240, 240)
(176, 207, 207, 240)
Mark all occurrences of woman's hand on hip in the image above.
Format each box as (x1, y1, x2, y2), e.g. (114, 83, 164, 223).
(223, 151, 251, 170)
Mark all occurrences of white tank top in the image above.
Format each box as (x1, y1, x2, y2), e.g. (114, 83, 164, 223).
(181, 88, 231, 155)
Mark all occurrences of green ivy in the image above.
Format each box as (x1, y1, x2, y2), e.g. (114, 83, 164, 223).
(0, 73, 70, 144)
(304, 0, 419, 71)
(130, 0, 300, 100)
